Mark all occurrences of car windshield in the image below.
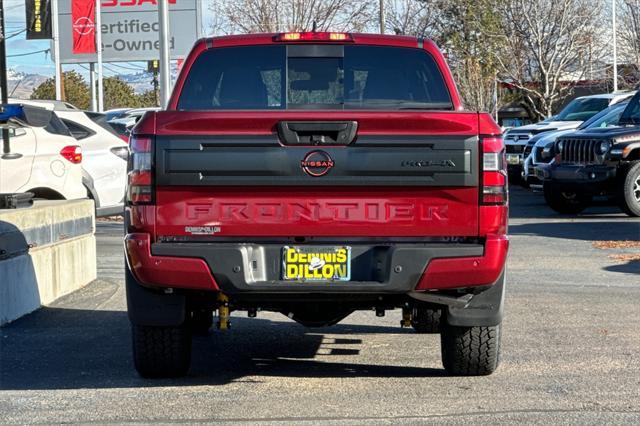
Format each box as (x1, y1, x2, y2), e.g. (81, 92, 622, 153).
(177, 45, 453, 111)
(555, 97, 611, 122)
(578, 103, 628, 130)
(619, 92, 640, 125)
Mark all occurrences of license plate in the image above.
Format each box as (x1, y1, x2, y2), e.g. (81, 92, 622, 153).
(282, 246, 351, 282)
(506, 154, 521, 165)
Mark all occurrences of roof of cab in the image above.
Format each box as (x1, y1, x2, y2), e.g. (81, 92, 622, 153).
(198, 32, 432, 50)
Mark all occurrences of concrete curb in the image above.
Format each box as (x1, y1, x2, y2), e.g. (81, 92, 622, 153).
(0, 200, 97, 325)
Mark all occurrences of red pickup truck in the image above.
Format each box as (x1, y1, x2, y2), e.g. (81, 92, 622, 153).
(125, 32, 508, 378)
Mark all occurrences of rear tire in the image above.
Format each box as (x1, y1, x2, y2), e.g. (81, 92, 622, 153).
(411, 307, 441, 334)
(441, 323, 501, 376)
(132, 324, 192, 378)
(543, 182, 590, 214)
(618, 161, 640, 217)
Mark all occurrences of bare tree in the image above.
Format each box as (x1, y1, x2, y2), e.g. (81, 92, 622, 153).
(211, 0, 375, 34)
(618, 0, 640, 87)
(383, 0, 505, 113)
(384, 0, 439, 38)
(492, 0, 606, 119)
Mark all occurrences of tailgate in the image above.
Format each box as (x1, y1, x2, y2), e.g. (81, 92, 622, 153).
(153, 112, 480, 238)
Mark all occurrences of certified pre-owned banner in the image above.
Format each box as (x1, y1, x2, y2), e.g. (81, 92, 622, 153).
(71, 0, 96, 54)
(25, 0, 52, 40)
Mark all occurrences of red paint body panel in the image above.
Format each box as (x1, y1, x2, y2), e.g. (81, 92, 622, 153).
(415, 235, 509, 289)
(155, 186, 479, 238)
(126, 33, 509, 293)
(153, 111, 480, 137)
(125, 233, 219, 290)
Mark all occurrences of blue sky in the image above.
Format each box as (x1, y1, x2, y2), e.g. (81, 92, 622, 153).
(4, 0, 212, 77)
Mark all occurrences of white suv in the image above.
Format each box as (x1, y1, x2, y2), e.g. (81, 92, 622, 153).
(0, 105, 86, 201)
(14, 99, 129, 217)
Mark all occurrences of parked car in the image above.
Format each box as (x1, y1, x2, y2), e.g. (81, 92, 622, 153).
(14, 99, 129, 217)
(539, 90, 640, 216)
(523, 101, 630, 186)
(104, 107, 131, 122)
(108, 107, 159, 130)
(124, 32, 508, 378)
(504, 92, 635, 182)
(0, 104, 85, 201)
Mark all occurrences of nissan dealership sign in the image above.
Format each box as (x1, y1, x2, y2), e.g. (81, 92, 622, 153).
(56, 0, 202, 63)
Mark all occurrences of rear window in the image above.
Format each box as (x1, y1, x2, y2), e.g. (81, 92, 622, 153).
(177, 45, 453, 111)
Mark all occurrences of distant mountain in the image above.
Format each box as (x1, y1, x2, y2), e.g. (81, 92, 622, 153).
(118, 71, 156, 94)
(7, 70, 49, 99)
(117, 65, 178, 94)
(5, 65, 177, 99)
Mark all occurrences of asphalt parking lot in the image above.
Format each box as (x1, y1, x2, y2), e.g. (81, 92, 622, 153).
(1, 186, 639, 424)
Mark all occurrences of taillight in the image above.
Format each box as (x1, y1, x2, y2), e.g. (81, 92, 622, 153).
(60, 145, 82, 164)
(127, 136, 153, 205)
(481, 137, 508, 205)
(274, 32, 354, 42)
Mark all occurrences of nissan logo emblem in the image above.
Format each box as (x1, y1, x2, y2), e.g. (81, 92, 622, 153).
(301, 150, 334, 177)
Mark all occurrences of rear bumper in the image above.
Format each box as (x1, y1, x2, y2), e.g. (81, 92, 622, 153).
(124, 233, 508, 293)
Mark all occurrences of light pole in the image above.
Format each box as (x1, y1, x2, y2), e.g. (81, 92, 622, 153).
(612, 0, 618, 92)
(379, 0, 385, 34)
(51, 0, 62, 100)
(158, 0, 171, 108)
(96, 0, 104, 112)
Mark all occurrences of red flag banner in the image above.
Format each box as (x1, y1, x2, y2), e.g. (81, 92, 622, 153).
(72, 0, 96, 54)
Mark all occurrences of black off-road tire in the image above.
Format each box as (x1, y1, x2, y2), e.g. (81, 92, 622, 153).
(618, 161, 640, 217)
(441, 323, 501, 376)
(132, 324, 192, 378)
(543, 182, 590, 214)
(411, 307, 441, 334)
(188, 310, 213, 335)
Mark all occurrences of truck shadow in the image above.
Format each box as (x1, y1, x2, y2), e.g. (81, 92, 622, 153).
(0, 308, 443, 391)
(508, 185, 625, 219)
(603, 260, 640, 275)
(509, 220, 640, 242)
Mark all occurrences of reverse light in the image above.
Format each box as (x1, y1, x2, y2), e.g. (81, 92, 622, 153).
(127, 136, 153, 205)
(482, 137, 508, 205)
(274, 32, 354, 42)
(59, 145, 82, 164)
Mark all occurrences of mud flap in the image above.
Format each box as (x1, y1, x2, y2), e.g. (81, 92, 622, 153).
(125, 263, 186, 327)
(446, 270, 505, 327)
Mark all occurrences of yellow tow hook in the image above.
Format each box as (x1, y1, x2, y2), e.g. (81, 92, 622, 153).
(401, 306, 412, 328)
(216, 293, 231, 330)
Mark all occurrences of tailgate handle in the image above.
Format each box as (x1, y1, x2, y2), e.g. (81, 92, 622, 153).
(277, 121, 358, 146)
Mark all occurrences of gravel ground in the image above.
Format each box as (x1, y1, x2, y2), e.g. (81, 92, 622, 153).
(1, 186, 639, 425)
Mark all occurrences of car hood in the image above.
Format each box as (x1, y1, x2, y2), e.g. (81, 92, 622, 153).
(559, 125, 640, 142)
(507, 120, 583, 135)
(531, 129, 575, 147)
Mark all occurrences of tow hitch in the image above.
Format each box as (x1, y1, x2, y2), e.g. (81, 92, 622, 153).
(216, 293, 231, 330)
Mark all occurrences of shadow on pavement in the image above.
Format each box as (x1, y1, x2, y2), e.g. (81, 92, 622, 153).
(509, 220, 640, 242)
(0, 307, 442, 390)
(507, 185, 624, 219)
(603, 260, 640, 275)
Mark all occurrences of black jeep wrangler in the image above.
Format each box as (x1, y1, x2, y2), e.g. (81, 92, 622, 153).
(540, 91, 640, 216)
